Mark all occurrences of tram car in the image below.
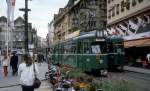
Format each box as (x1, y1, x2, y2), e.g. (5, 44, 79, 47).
(51, 32, 124, 74)
(106, 36, 125, 71)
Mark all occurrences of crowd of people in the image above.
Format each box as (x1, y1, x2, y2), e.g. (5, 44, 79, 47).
(0, 52, 18, 77)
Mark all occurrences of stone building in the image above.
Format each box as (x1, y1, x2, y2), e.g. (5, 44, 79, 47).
(0, 16, 37, 54)
(47, 20, 54, 47)
(53, 0, 107, 43)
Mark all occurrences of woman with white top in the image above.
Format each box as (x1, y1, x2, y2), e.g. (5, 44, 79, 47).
(18, 54, 39, 91)
(2, 54, 9, 77)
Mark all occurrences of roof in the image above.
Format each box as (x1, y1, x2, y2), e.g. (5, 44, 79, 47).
(124, 38, 150, 48)
(14, 17, 24, 23)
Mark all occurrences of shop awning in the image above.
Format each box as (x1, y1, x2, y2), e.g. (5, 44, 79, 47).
(124, 38, 150, 48)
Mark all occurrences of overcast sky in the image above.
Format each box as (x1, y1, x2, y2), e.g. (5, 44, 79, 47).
(0, 0, 69, 38)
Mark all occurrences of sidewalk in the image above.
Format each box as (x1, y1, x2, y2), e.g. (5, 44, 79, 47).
(124, 66, 150, 75)
(0, 63, 50, 91)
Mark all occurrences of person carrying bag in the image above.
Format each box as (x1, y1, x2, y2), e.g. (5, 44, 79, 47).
(33, 61, 41, 89)
(18, 54, 40, 91)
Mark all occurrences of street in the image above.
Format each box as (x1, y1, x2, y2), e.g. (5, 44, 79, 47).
(98, 71, 150, 91)
(0, 62, 49, 91)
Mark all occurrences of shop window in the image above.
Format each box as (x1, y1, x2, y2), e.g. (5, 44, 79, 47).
(125, 0, 130, 10)
(116, 4, 120, 15)
(121, 1, 125, 12)
(138, 0, 143, 3)
(132, 0, 136, 6)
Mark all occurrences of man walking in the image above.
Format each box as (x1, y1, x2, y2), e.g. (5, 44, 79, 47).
(10, 52, 18, 76)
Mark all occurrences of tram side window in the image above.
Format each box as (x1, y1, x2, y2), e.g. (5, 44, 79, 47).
(71, 45, 77, 54)
(78, 42, 83, 54)
(108, 43, 114, 52)
(84, 42, 90, 54)
(114, 43, 124, 53)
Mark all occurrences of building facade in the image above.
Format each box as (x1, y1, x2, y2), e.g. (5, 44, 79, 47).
(107, 0, 150, 66)
(53, 0, 107, 43)
(47, 20, 54, 47)
(107, 0, 150, 38)
(0, 16, 37, 54)
(0, 16, 7, 51)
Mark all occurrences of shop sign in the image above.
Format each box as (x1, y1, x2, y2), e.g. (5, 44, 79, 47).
(65, 30, 80, 40)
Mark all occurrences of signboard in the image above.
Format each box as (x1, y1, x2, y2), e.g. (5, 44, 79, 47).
(28, 44, 34, 49)
(124, 31, 150, 41)
(65, 30, 80, 40)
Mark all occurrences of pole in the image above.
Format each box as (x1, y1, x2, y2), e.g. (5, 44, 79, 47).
(6, 18, 9, 60)
(25, 0, 29, 54)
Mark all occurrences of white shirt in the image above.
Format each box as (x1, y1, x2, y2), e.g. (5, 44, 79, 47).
(2, 58, 9, 66)
(147, 53, 150, 62)
(18, 62, 39, 86)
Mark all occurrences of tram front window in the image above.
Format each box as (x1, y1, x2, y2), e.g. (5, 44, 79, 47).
(114, 44, 124, 53)
(91, 45, 101, 54)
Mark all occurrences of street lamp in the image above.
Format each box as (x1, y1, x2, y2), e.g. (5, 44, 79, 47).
(19, 0, 31, 54)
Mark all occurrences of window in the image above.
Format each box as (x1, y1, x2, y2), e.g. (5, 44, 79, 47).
(88, 0, 97, 6)
(108, 0, 110, 4)
(138, 0, 143, 3)
(132, 0, 136, 6)
(89, 21, 96, 27)
(126, 0, 130, 10)
(121, 1, 125, 12)
(112, 6, 115, 17)
(108, 10, 111, 19)
(91, 45, 101, 54)
(116, 4, 120, 14)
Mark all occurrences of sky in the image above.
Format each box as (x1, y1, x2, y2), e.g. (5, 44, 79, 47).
(0, 0, 69, 38)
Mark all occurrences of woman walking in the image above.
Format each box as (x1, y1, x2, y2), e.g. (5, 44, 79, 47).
(2, 54, 9, 77)
(18, 54, 39, 91)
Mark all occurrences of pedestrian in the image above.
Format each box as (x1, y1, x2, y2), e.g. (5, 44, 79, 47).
(2, 54, 9, 77)
(146, 52, 150, 63)
(18, 54, 39, 91)
(10, 52, 18, 76)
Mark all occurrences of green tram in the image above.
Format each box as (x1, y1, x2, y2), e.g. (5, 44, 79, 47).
(51, 33, 124, 74)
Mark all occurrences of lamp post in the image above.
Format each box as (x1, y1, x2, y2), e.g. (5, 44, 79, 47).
(19, 0, 31, 54)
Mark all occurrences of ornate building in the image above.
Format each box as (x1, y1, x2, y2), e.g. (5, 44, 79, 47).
(0, 16, 37, 54)
(53, 0, 107, 43)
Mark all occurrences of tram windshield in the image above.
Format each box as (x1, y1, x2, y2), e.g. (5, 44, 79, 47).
(91, 42, 106, 54)
(114, 43, 124, 53)
(91, 45, 101, 54)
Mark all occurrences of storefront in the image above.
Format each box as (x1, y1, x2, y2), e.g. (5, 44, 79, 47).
(124, 38, 150, 68)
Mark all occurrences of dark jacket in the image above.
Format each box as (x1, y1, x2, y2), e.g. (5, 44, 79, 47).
(10, 55, 18, 66)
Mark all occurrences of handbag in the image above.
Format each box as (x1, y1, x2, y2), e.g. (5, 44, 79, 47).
(33, 63, 41, 89)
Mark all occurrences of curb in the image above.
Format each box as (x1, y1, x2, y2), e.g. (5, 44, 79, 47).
(124, 66, 150, 75)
